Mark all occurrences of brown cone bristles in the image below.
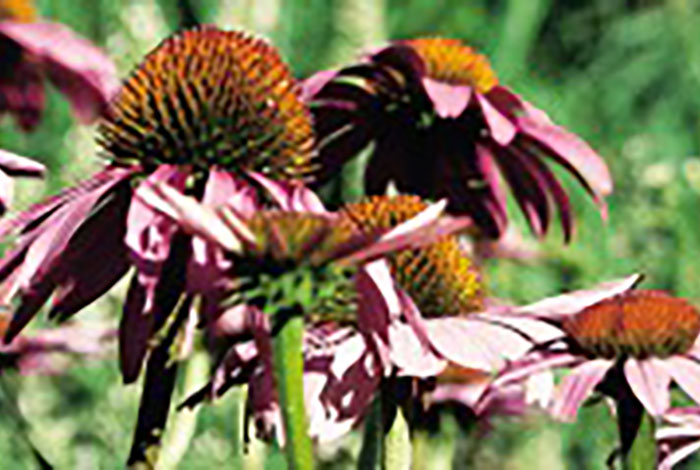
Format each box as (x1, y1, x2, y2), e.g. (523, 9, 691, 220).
(340, 195, 483, 317)
(98, 26, 315, 180)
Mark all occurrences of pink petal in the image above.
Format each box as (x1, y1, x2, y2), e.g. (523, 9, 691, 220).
(0, 22, 119, 122)
(477, 94, 517, 145)
(551, 359, 611, 421)
(248, 172, 327, 214)
(426, 316, 534, 372)
(389, 321, 446, 377)
(665, 356, 700, 406)
(492, 351, 582, 389)
(342, 199, 471, 265)
(421, 78, 472, 118)
(514, 274, 643, 320)
(517, 105, 612, 197)
(300, 69, 339, 102)
(658, 440, 700, 470)
(624, 358, 671, 417)
(475, 312, 564, 344)
(0, 149, 45, 176)
(0, 171, 14, 213)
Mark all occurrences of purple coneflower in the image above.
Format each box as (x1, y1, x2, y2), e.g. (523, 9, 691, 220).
(160, 193, 540, 443)
(304, 38, 611, 239)
(0, 26, 318, 384)
(0, 0, 118, 130)
(487, 276, 700, 422)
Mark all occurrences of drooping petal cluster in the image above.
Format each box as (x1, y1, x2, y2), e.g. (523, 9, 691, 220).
(304, 37, 611, 239)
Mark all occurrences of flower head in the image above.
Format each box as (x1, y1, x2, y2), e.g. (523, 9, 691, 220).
(304, 37, 611, 239)
(487, 276, 700, 421)
(0, 26, 318, 385)
(0, 0, 118, 130)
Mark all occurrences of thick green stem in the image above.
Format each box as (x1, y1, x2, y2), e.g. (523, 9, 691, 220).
(272, 310, 313, 470)
(616, 391, 656, 470)
(382, 404, 411, 470)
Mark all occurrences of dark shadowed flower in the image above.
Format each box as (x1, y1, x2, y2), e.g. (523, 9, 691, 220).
(0, 0, 118, 130)
(657, 408, 700, 469)
(0, 26, 318, 385)
(303, 38, 611, 239)
(486, 276, 700, 422)
(162, 193, 541, 442)
(0, 148, 44, 213)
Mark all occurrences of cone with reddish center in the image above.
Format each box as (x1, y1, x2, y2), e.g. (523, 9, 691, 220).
(563, 291, 700, 359)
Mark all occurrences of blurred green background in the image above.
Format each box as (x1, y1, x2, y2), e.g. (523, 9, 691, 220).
(2, 0, 700, 468)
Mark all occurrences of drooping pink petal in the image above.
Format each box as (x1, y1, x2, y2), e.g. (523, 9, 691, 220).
(477, 94, 517, 146)
(0, 149, 45, 176)
(475, 311, 564, 344)
(355, 260, 401, 351)
(517, 106, 612, 198)
(119, 276, 153, 383)
(664, 356, 700, 406)
(550, 359, 611, 421)
(0, 22, 119, 123)
(624, 358, 672, 417)
(513, 274, 643, 320)
(422, 78, 472, 118)
(300, 69, 340, 102)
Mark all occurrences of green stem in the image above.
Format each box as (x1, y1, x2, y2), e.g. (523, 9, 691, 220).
(382, 403, 411, 470)
(271, 310, 313, 470)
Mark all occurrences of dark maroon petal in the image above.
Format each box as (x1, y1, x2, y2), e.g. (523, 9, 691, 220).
(371, 43, 425, 82)
(316, 123, 372, 184)
(0, 166, 134, 238)
(492, 145, 551, 237)
(482, 86, 525, 123)
(0, 22, 119, 123)
(119, 276, 153, 383)
(0, 149, 45, 177)
(49, 185, 131, 320)
(336, 63, 405, 92)
(0, 53, 45, 131)
(300, 69, 339, 102)
(127, 297, 190, 466)
(311, 81, 376, 109)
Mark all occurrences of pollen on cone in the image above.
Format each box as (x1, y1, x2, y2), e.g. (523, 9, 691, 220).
(340, 195, 483, 317)
(402, 38, 498, 93)
(98, 26, 315, 180)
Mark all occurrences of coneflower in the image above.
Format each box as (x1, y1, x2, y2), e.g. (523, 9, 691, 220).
(304, 37, 611, 239)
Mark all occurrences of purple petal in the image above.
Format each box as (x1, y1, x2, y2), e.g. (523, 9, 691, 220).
(492, 351, 582, 389)
(0, 170, 14, 214)
(248, 172, 327, 213)
(422, 78, 472, 118)
(664, 356, 700, 406)
(355, 260, 400, 345)
(0, 149, 45, 176)
(624, 358, 671, 417)
(658, 440, 700, 470)
(0, 22, 119, 123)
(119, 276, 153, 383)
(477, 94, 517, 145)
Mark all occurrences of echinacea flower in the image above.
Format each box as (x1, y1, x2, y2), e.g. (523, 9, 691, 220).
(304, 38, 611, 239)
(0, 0, 118, 130)
(487, 275, 700, 422)
(0, 148, 44, 213)
(163, 193, 540, 443)
(0, 26, 317, 386)
(657, 408, 700, 469)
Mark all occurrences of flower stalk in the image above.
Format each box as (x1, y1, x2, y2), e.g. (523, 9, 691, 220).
(271, 305, 314, 470)
(382, 402, 412, 470)
(616, 382, 657, 470)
